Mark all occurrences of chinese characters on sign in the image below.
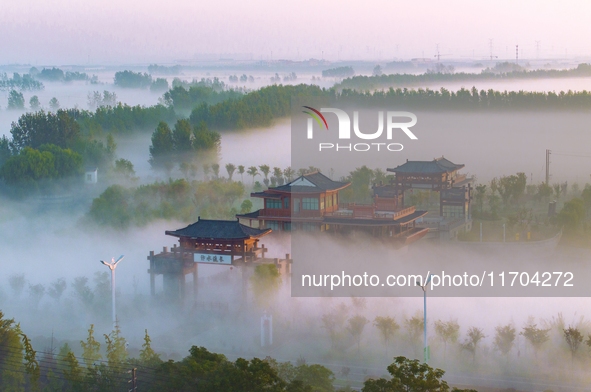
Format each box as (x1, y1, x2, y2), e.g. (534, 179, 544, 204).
(194, 253, 232, 265)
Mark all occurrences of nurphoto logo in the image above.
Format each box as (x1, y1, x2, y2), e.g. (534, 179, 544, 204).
(302, 106, 418, 152)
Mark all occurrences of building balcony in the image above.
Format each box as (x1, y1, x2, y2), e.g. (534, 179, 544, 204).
(259, 208, 323, 219)
(330, 204, 416, 220)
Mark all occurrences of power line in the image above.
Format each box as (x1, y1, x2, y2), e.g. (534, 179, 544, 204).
(0, 356, 132, 383)
(0, 352, 169, 388)
(552, 152, 591, 158)
(0, 345, 167, 384)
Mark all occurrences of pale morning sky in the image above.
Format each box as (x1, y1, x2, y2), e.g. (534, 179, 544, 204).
(1, 0, 589, 65)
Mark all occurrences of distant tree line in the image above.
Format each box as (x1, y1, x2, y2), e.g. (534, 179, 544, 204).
(162, 85, 244, 113)
(171, 76, 227, 91)
(0, 72, 44, 91)
(228, 74, 255, 83)
(88, 178, 243, 228)
(47, 83, 591, 142)
(147, 64, 183, 75)
(336, 63, 591, 90)
(322, 66, 355, 78)
(34, 67, 91, 82)
(8, 81, 591, 151)
(384, 60, 416, 71)
(338, 86, 591, 110)
(73, 104, 178, 136)
(188, 84, 329, 130)
(114, 70, 169, 92)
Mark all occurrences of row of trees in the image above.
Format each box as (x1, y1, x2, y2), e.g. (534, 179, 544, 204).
(0, 110, 116, 188)
(171, 76, 226, 92)
(5, 272, 112, 315)
(1, 307, 480, 392)
(0, 311, 338, 392)
(338, 86, 591, 110)
(88, 178, 245, 228)
(149, 120, 221, 172)
(113, 70, 169, 91)
(15, 81, 591, 148)
(0, 72, 44, 91)
(320, 302, 591, 370)
(322, 66, 355, 78)
(72, 104, 177, 136)
(33, 67, 91, 82)
(160, 85, 243, 113)
(471, 173, 591, 241)
(336, 63, 591, 90)
(188, 84, 328, 130)
(147, 64, 183, 75)
(87, 91, 118, 110)
(6, 90, 60, 111)
(0, 145, 83, 186)
(228, 74, 256, 83)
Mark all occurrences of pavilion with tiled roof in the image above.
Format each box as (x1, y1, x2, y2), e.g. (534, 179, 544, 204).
(376, 156, 473, 219)
(148, 217, 274, 301)
(238, 171, 350, 232)
(237, 170, 429, 246)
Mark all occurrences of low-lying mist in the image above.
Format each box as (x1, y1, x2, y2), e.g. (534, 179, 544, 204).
(1, 199, 590, 389)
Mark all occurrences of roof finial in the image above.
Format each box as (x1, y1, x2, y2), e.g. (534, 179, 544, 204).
(198, 216, 200, 221)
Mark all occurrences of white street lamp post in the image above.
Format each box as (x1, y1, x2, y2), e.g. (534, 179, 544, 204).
(100, 255, 124, 329)
(417, 274, 433, 363)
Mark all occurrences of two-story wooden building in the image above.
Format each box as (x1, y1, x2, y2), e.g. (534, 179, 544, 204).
(238, 171, 350, 232)
(237, 171, 430, 246)
(375, 156, 473, 221)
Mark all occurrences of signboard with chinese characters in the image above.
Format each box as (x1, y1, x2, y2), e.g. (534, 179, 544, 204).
(194, 253, 232, 265)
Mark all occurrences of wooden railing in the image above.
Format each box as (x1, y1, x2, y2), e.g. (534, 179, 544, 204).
(390, 206, 416, 219)
(329, 205, 416, 220)
(259, 208, 322, 218)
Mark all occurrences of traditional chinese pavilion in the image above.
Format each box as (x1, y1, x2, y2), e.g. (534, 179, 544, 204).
(237, 171, 430, 247)
(376, 156, 473, 220)
(147, 218, 291, 301)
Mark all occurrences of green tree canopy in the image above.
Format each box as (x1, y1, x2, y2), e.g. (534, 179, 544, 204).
(0, 144, 82, 185)
(7, 90, 25, 110)
(149, 121, 174, 172)
(10, 110, 81, 151)
(250, 264, 282, 310)
(557, 198, 585, 233)
(172, 119, 193, 153)
(362, 356, 449, 392)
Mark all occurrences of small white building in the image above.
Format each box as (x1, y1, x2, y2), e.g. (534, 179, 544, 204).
(85, 167, 98, 184)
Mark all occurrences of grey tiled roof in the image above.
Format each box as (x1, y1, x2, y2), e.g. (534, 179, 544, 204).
(388, 157, 464, 174)
(250, 192, 282, 199)
(165, 217, 271, 239)
(270, 172, 350, 193)
(236, 210, 261, 219)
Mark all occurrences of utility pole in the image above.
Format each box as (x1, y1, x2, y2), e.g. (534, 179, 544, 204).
(128, 368, 137, 392)
(516, 45, 519, 64)
(535, 40, 541, 59)
(545, 149, 551, 185)
(489, 39, 497, 61)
